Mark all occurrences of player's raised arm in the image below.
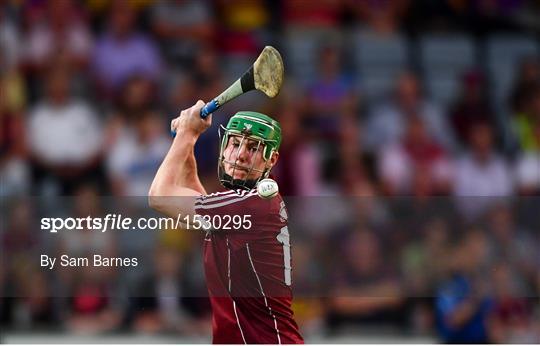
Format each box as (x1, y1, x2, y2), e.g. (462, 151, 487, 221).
(148, 100, 211, 218)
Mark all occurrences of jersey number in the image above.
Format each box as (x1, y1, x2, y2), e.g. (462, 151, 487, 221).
(276, 226, 292, 286)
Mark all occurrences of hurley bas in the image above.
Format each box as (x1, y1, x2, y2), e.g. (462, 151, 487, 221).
(41, 254, 138, 269)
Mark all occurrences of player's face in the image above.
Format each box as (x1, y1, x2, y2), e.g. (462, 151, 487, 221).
(222, 135, 270, 181)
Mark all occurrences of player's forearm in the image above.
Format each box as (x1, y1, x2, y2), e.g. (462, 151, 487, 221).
(149, 134, 206, 196)
(173, 134, 207, 194)
(148, 134, 205, 218)
(149, 100, 210, 217)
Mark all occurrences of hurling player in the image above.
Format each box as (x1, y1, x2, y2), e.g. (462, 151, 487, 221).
(149, 101, 303, 344)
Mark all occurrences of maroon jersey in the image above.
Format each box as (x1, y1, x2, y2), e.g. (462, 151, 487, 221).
(195, 189, 304, 344)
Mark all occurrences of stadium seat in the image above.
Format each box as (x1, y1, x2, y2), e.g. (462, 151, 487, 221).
(354, 30, 409, 102)
(283, 28, 343, 86)
(419, 34, 477, 106)
(221, 54, 256, 84)
(486, 34, 540, 108)
(485, 34, 539, 150)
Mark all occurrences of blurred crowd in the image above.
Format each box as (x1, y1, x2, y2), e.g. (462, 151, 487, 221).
(1, 0, 539, 343)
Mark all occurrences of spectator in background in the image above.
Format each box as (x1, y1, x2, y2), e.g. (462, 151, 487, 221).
(510, 57, 540, 119)
(488, 263, 538, 343)
(400, 218, 451, 334)
(283, 0, 344, 28)
(130, 244, 210, 335)
(105, 75, 156, 147)
(151, 0, 214, 64)
(512, 82, 540, 194)
(57, 184, 116, 262)
(511, 79, 540, 153)
(364, 71, 455, 153)
(449, 70, 497, 148)
(216, 0, 269, 56)
(347, 0, 410, 34)
(485, 205, 537, 291)
(273, 97, 323, 196)
(305, 45, 357, 140)
(1, 6, 29, 197)
(378, 115, 451, 195)
(1, 4, 21, 71)
(2, 199, 43, 330)
(22, 0, 92, 71)
(453, 122, 513, 217)
(1, 82, 28, 197)
(2, 199, 39, 271)
(287, 243, 325, 336)
(65, 267, 122, 334)
(336, 116, 376, 196)
(55, 184, 122, 333)
(326, 228, 404, 331)
(92, 0, 161, 97)
(514, 121, 540, 195)
(106, 111, 169, 196)
(168, 45, 224, 112)
(12, 271, 59, 329)
(27, 64, 105, 195)
(409, 219, 451, 286)
(435, 229, 494, 343)
(166, 46, 224, 178)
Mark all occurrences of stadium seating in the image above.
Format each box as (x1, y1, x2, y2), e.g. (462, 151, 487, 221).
(354, 30, 410, 102)
(284, 28, 343, 85)
(486, 34, 539, 149)
(419, 34, 477, 106)
(486, 34, 539, 107)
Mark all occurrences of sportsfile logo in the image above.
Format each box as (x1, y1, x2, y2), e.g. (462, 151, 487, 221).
(41, 214, 132, 233)
(40, 214, 252, 233)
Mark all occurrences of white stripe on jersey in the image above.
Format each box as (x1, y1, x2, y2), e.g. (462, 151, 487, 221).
(206, 190, 238, 197)
(246, 243, 282, 344)
(196, 190, 257, 210)
(195, 189, 247, 205)
(227, 237, 231, 292)
(196, 189, 249, 205)
(233, 300, 247, 344)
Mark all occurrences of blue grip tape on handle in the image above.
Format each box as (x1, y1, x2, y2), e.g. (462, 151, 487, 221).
(171, 99, 219, 137)
(200, 99, 219, 119)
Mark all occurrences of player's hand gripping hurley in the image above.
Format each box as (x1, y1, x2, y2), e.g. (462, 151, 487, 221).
(171, 46, 284, 136)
